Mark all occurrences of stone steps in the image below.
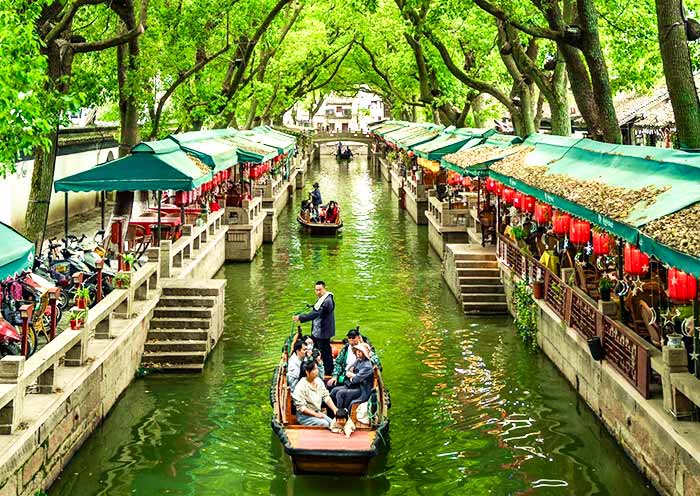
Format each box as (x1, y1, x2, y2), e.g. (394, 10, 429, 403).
(153, 307, 213, 319)
(162, 285, 220, 297)
(460, 284, 504, 294)
(463, 301, 508, 314)
(453, 247, 508, 315)
(158, 295, 216, 307)
(461, 293, 507, 303)
(141, 351, 207, 365)
(148, 329, 209, 341)
(140, 362, 205, 373)
(150, 317, 210, 329)
(144, 340, 208, 353)
(457, 268, 500, 278)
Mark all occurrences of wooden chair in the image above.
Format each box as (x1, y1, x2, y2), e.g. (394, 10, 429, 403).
(626, 280, 667, 336)
(478, 208, 496, 246)
(575, 263, 599, 299)
(640, 300, 663, 348)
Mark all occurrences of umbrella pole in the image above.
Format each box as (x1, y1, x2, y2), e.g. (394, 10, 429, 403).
(64, 192, 69, 243)
(100, 191, 105, 230)
(157, 191, 162, 247)
(180, 204, 185, 225)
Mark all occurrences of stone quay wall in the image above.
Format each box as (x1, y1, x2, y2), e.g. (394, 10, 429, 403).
(501, 265, 700, 496)
(0, 211, 228, 496)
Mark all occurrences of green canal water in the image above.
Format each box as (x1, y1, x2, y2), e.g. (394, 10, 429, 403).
(50, 155, 657, 496)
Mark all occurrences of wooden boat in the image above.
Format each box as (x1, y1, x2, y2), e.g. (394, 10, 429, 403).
(336, 151, 353, 160)
(297, 212, 343, 235)
(271, 333, 390, 475)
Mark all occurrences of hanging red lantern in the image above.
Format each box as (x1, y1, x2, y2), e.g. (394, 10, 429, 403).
(512, 191, 524, 210)
(462, 176, 472, 189)
(592, 230, 611, 256)
(502, 187, 515, 204)
(175, 191, 186, 206)
(624, 244, 650, 276)
(552, 211, 571, 235)
(569, 219, 591, 245)
(534, 202, 552, 224)
(486, 178, 497, 192)
(495, 182, 504, 197)
(522, 195, 535, 214)
(668, 268, 697, 302)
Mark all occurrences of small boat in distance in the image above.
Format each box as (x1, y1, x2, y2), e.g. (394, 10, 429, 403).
(336, 150, 353, 161)
(297, 200, 343, 235)
(271, 330, 389, 475)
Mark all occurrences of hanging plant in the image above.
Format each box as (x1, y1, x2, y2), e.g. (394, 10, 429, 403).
(512, 279, 538, 350)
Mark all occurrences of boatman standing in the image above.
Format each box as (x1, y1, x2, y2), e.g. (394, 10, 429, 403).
(310, 182, 322, 216)
(294, 281, 335, 373)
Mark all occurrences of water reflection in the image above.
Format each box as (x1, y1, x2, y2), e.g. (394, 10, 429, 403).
(50, 155, 656, 496)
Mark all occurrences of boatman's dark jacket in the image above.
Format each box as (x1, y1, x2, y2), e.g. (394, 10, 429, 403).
(298, 293, 335, 339)
(311, 189, 322, 207)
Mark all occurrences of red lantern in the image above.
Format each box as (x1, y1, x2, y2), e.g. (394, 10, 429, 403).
(502, 187, 515, 205)
(569, 219, 591, 245)
(534, 202, 552, 224)
(175, 191, 186, 206)
(462, 176, 472, 188)
(552, 211, 570, 235)
(512, 191, 524, 210)
(592, 231, 611, 256)
(495, 182, 504, 197)
(624, 244, 650, 276)
(486, 178, 497, 191)
(668, 268, 697, 302)
(521, 195, 535, 214)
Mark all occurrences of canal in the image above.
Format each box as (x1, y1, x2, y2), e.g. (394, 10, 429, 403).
(50, 154, 657, 495)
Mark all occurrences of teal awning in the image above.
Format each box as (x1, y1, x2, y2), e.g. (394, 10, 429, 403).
(397, 126, 444, 149)
(488, 134, 700, 273)
(54, 140, 212, 192)
(168, 131, 238, 174)
(0, 223, 34, 280)
(244, 126, 296, 154)
(414, 128, 495, 161)
(219, 134, 278, 164)
(385, 123, 442, 146)
(372, 120, 409, 136)
(441, 133, 523, 176)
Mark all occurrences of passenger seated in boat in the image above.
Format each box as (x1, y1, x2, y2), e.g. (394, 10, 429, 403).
(330, 343, 374, 410)
(300, 199, 312, 222)
(293, 360, 339, 427)
(287, 340, 306, 392)
(327, 329, 381, 388)
(302, 335, 325, 376)
(325, 201, 339, 224)
(344, 146, 354, 157)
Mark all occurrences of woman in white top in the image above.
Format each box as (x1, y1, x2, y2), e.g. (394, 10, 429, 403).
(293, 360, 339, 427)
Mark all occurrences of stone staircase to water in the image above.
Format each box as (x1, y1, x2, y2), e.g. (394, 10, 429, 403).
(141, 285, 219, 372)
(457, 251, 508, 315)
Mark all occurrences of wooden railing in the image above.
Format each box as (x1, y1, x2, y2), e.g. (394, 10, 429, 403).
(0, 261, 159, 434)
(497, 234, 651, 397)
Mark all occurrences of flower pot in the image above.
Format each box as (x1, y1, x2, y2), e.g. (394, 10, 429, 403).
(600, 287, 611, 302)
(70, 319, 81, 331)
(587, 336, 604, 361)
(76, 297, 88, 309)
(532, 281, 544, 300)
(122, 261, 131, 272)
(666, 333, 684, 348)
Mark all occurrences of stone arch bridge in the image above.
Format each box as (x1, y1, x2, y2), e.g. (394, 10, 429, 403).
(311, 132, 375, 156)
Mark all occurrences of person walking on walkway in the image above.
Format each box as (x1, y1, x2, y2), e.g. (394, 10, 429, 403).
(294, 280, 335, 373)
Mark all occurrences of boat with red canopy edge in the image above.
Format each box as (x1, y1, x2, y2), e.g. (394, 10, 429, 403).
(271, 330, 389, 475)
(297, 201, 343, 235)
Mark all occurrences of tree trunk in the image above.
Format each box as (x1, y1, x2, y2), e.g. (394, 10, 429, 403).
(655, 0, 700, 149)
(245, 97, 259, 129)
(23, 136, 58, 243)
(550, 55, 572, 136)
(472, 94, 487, 127)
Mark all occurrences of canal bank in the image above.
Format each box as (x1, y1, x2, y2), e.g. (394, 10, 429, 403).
(46, 155, 655, 495)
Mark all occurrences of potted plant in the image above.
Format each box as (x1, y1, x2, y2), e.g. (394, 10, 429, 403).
(69, 308, 85, 330)
(598, 275, 613, 302)
(115, 271, 131, 289)
(75, 287, 90, 309)
(120, 252, 136, 271)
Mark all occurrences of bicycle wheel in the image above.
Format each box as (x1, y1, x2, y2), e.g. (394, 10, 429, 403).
(25, 325, 37, 356)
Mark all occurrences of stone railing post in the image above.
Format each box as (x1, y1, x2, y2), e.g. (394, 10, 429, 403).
(182, 225, 193, 260)
(159, 240, 173, 278)
(0, 356, 24, 434)
(146, 247, 160, 289)
(661, 346, 693, 416)
(65, 327, 89, 366)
